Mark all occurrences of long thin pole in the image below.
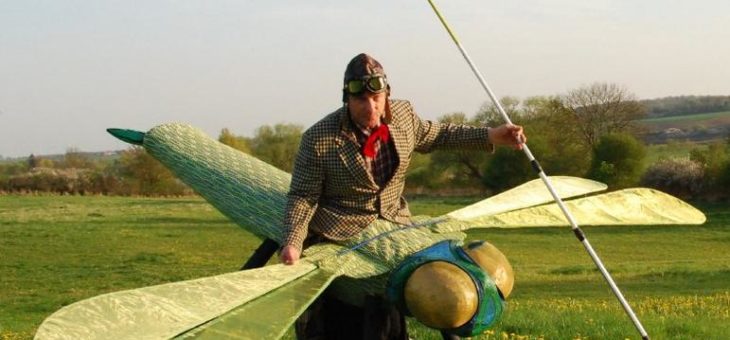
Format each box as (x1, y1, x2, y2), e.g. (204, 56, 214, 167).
(425, 1, 649, 339)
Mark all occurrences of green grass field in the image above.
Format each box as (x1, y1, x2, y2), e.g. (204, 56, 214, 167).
(1, 195, 729, 339)
(645, 141, 707, 164)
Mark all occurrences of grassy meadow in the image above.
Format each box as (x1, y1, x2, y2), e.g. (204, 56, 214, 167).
(1, 195, 729, 339)
(645, 141, 705, 164)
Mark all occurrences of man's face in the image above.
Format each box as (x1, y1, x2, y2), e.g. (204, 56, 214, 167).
(348, 91, 387, 130)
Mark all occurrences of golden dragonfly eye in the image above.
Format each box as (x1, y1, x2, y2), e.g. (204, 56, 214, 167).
(462, 240, 514, 298)
(404, 261, 479, 329)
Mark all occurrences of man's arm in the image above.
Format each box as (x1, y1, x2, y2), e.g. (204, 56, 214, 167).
(400, 101, 524, 152)
(280, 131, 324, 265)
(403, 101, 491, 152)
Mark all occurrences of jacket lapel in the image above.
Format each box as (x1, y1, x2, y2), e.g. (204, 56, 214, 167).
(388, 123, 409, 177)
(386, 99, 410, 182)
(336, 109, 377, 189)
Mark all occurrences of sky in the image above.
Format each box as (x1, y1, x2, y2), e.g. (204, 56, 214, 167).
(1, 0, 728, 158)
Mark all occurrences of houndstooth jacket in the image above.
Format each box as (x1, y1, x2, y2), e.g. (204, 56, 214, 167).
(281, 99, 493, 251)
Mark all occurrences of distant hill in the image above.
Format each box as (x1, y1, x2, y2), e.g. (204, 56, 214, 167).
(641, 95, 730, 118)
(640, 111, 730, 144)
(636, 95, 730, 144)
(0, 150, 123, 165)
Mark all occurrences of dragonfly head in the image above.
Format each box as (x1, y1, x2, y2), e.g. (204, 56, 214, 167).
(386, 240, 513, 337)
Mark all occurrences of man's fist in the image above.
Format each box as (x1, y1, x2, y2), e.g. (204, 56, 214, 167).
(280, 245, 300, 265)
(488, 124, 526, 150)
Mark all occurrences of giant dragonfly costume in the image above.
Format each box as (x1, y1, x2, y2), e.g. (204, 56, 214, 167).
(35, 123, 705, 339)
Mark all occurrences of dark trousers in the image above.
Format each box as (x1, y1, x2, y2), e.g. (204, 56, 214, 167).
(295, 233, 408, 340)
(295, 292, 408, 340)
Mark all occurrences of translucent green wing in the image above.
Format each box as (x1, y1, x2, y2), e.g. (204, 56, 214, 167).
(109, 124, 291, 243)
(429, 177, 607, 232)
(446, 176, 607, 221)
(35, 235, 399, 340)
(467, 188, 706, 228)
(177, 268, 336, 339)
(34, 262, 333, 340)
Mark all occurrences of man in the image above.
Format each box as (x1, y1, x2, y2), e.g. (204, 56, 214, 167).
(280, 53, 525, 339)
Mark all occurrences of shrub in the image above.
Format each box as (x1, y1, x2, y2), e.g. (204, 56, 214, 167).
(482, 146, 534, 193)
(588, 133, 646, 188)
(689, 141, 730, 198)
(641, 158, 705, 200)
(5, 168, 93, 195)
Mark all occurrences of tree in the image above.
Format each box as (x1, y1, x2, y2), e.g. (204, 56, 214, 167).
(218, 128, 252, 154)
(563, 83, 646, 149)
(421, 96, 592, 193)
(28, 154, 39, 169)
(519, 96, 591, 176)
(473, 96, 521, 126)
(425, 113, 489, 188)
(480, 96, 591, 193)
(588, 133, 646, 188)
(250, 124, 303, 172)
(61, 148, 93, 169)
(116, 147, 190, 195)
(482, 144, 534, 193)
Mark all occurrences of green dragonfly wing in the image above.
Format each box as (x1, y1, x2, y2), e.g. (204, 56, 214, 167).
(446, 176, 606, 221)
(177, 268, 337, 339)
(429, 176, 606, 232)
(109, 123, 292, 243)
(466, 188, 706, 228)
(35, 262, 321, 340)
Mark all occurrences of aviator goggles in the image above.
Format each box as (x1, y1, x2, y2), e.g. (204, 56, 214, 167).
(344, 74, 389, 96)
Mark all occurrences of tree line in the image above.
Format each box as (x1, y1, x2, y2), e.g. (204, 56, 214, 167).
(641, 95, 730, 118)
(1, 83, 728, 200)
(0, 148, 193, 196)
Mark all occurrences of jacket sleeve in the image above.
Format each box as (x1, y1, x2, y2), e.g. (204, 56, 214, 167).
(404, 102, 494, 153)
(281, 130, 323, 252)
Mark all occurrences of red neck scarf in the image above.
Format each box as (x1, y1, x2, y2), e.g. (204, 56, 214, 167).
(362, 124, 390, 158)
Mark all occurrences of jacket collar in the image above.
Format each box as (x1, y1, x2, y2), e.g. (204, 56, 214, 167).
(335, 100, 407, 189)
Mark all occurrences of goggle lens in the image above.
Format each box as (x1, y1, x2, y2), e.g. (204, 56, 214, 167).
(347, 80, 365, 94)
(366, 76, 387, 92)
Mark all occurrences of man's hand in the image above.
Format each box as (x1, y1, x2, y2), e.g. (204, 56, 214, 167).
(280, 245, 300, 265)
(488, 124, 526, 150)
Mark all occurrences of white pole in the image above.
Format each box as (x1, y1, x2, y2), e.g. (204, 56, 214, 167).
(425, 1, 650, 339)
